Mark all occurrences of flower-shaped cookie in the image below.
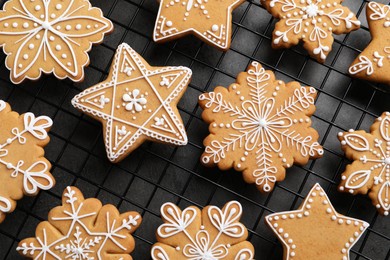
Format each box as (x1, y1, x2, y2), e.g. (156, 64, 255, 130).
(151, 201, 254, 259)
(199, 61, 323, 192)
(0, 0, 113, 84)
(17, 186, 142, 259)
(0, 100, 54, 223)
(338, 112, 390, 216)
(262, 0, 361, 62)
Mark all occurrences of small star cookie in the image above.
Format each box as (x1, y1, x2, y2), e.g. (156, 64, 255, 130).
(199, 61, 323, 193)
(153, 0, 245, 50)
(266, 183, 369, 260)
(349, 2, 390, 85)
(0, 100, 54, 223)
(338, 112, 390, 216)
(72, 43, 192, 163)
(151, 201, 255, 260)
(262, 0, 361, 62)
(0, 0, 113, 84)
(17, 186, 142, 259)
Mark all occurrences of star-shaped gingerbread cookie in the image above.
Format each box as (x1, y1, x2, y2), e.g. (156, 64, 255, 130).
(349, 2, 390, 85)
(72, 43, 191, 163)
(266, 183, 369, 260)
(153, 0, 245, 50)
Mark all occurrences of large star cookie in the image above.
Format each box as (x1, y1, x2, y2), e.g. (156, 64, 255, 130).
(349, 2, 390, 85)
(72, 43, 192, 163)
(266, 183, 369, 260)
(199, 61, 323, 193)
(262, 0, 361, 62)
(153, 0, 245, 50)
(151, 201, 254, 260)
(338, 112, 390, 216)
(17, 186, 142, 259)
(0, 100, 54, 223)
(0, 0, 113, 84)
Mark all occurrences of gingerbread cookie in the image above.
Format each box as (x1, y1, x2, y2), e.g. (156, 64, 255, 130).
(338, 112, 390, 216)
(72, 43, 191, 163)
(199, 61, 323, 192)
(262, 0, 361, 62)
(0, 0, 113, 84)
(151, 201, 254, 260)
(17, 186, 142, 259)
(0, 100, 54, 223)
(349, 2, 390, 85)
(266, 183, 369, 259)
(153, 0, 245, 51)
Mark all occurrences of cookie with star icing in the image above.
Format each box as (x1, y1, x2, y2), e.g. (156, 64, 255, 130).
(0, 0, 113, 84)
(262, 0, 361, 62)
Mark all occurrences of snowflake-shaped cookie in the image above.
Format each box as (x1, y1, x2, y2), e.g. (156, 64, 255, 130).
(151, 201, 254, 260)
(338, 112, 390, 216)
(262, 0, 361, 62)
(199, 62, 323, 192)
(17, 186, 142, 259)
(0, 0, 113, 84)
(0, 100, 54, 223)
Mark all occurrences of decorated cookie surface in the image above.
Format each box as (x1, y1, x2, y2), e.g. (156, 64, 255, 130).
(0, 100, 53, 223)
(0, 0, 113, 84)
(349, 2, 390, 85)
(338, 112, 390, 216)
(17, 186, 142, 259)
(199, 61, 323, 192)
(153, 0, 245, 50)
(151, 201, 255, 260)
(262, 0, 361, 62)
(266, 183, 369, 260)
(72, 43, 192, 163)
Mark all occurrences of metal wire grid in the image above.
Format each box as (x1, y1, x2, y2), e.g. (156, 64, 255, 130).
(0, 0, 389, 259)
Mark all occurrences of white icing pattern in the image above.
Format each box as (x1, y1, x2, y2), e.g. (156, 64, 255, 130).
(339, 112, 390, 216)
(71, 43, 192, 163)
(265, 0, 360, 61)
(199, 61, 323, 192)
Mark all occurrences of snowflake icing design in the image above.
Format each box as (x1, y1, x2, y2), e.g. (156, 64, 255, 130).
(151, 201, 254, 260)
(17, 186, 142, 259)
(199, 62, 323, 192)
(262, 0, 360, 61)
(0, 100, 53, 223)
(0, 0, 113, 83)
(338, 112, 390, 216)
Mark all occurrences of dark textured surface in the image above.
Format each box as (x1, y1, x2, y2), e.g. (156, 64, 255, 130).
(0, 0, 389, 259)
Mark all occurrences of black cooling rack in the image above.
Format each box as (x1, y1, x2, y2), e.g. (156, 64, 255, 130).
(0, 0, 389, 259)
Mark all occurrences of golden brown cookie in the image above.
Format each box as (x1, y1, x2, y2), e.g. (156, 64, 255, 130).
(266, 183, 369, 260)
(349, 2, 390, 85)
(72, 43, 191, 163)
(338, 112, 390, 216)
(17, 186, 142, 259)
(0, 100, 54, 223)
(151, 201, 254, 260)
(262, 0, 361, 62)
(199, 61, 323, 193)
(0, 0, 113, 84)
(153, 0, 245, 51)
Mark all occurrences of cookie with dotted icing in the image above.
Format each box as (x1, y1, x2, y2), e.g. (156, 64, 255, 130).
(151, 201, 255, 260)
(262, 0, 361, 62)
(349, 2, 390, 85)
(338, 112, 390, 216)
(0, 100, 54, 223)
(0, 0, 113, 84)
(266, 183, 369, 260)
(17, 186, 142, 259)
(72, 43, 192, 163)
(153, 0, 245, 51)
(199, 61, 323, 193)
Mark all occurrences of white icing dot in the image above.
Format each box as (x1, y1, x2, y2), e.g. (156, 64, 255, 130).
(61, 54, 67, 59)
(12, 22, 18, 28)
(35, 5, 41, 11)
(166, 21, 173, 27)
(49, 36, 55, 41)
(23, 22, 29, 29)
(28, 43, 34, 50)
(56, 4, 62, 10)
(212, 24, 219, 32)
(51, 14, 56, 19)
(55, 44, 61, 51)
(23, 54, 28, 60)
(76, 24, 82, 30)
(66, 25, 71, 31)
